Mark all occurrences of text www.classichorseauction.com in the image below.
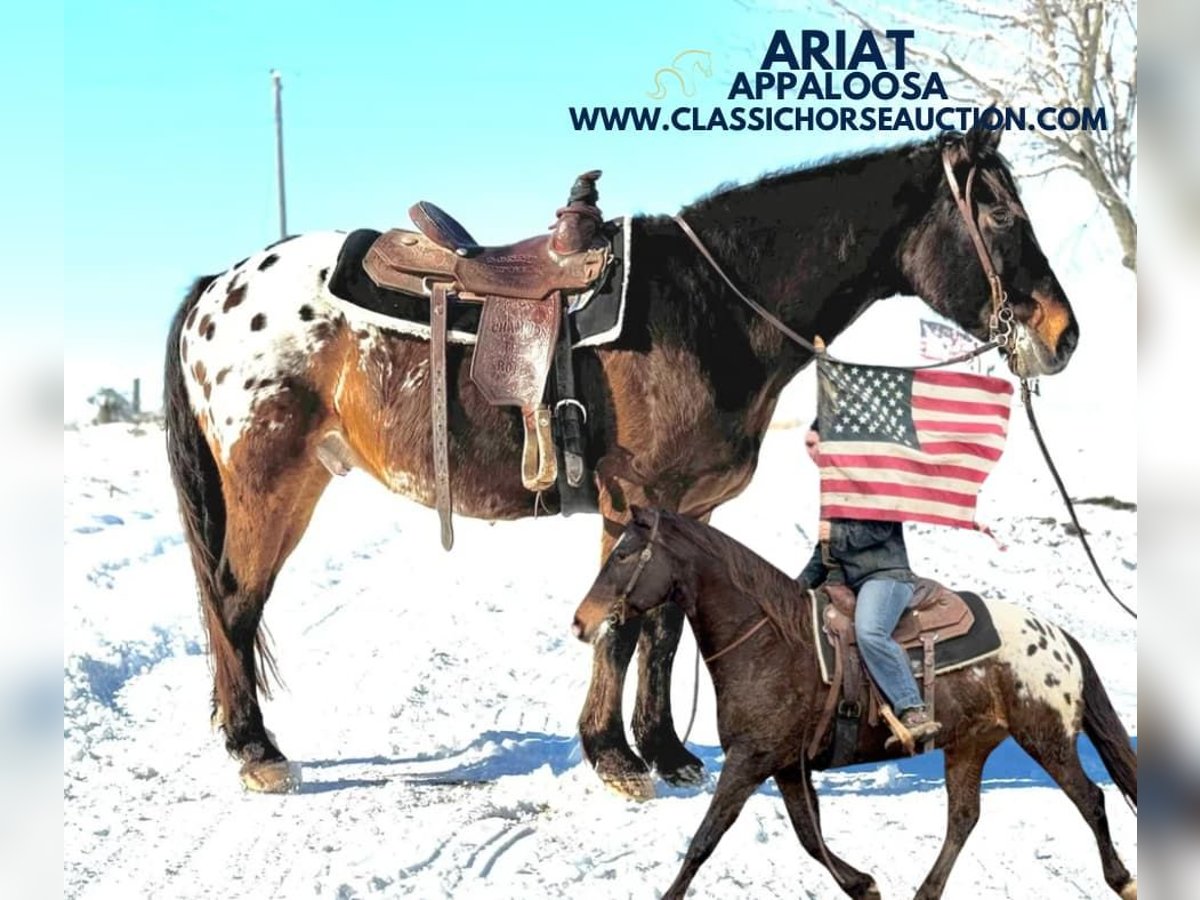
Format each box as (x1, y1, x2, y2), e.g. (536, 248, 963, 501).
(570, 29, 1109, 133)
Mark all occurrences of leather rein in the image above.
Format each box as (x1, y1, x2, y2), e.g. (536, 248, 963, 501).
(673, 147, 1017, 368)
(656, 148, 1027, 660)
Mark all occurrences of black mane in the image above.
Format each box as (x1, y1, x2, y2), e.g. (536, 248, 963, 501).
(682, 139, 932, 216)
(658, 511, 810, 649)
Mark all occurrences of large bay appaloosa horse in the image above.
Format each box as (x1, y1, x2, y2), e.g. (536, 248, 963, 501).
(164, 123, 1079, 794)
(572, 509, 1136, 900)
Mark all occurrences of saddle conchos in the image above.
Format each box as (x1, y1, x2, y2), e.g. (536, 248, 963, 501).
(353, 172, 616, 550)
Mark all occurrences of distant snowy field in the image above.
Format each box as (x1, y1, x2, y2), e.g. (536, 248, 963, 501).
(65, 178, 1136, 898)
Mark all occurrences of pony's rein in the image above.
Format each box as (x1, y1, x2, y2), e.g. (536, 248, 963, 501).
(672, 147, 1016, 372)
(676, 583, 844, 889)
(682, 583, 813, 740)
(701, 616, 771, 664)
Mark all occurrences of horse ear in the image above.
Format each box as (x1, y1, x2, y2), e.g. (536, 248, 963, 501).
(965, 110, 1002, 159)
(938, 130, 970, 176)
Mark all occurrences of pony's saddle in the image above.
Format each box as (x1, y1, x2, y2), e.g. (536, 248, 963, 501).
(809, 578, 1000, 763)
(361, 171, 615, 551)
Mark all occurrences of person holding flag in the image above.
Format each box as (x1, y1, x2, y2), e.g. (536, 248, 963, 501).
(798, 416, 939, 745)
(798, 355, 1015, 748)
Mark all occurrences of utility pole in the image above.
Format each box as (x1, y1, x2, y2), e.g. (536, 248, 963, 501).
(271, 69, 288, 240)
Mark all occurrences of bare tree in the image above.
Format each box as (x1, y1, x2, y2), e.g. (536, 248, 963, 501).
(832, 0, 1137, 271)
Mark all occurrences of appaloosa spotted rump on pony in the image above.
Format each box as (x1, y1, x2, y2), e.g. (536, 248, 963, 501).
(572, 509, 1136, 900)
(164, 123, 1078, 795)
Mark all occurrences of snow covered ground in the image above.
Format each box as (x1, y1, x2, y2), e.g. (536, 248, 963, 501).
(64, 332, 1136, 899)
(64, 157, 1138, 898)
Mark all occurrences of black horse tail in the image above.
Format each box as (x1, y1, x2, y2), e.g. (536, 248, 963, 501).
(1065, 632, 1137, 810)
(164, 277, 254, 721)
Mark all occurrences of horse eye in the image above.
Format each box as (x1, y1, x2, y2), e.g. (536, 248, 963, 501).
(990, 207, 1014, 230)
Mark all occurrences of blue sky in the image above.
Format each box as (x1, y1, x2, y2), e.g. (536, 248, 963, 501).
(57, 0, 916, 405)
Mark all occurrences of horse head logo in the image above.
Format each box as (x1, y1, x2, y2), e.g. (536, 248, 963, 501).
(646, 49, 714, 100)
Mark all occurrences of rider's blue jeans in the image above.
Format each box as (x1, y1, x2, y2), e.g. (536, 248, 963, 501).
(854, 578, 924, 713)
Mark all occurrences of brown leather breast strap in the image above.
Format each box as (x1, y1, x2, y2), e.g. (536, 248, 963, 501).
(430, 283, 453, 551)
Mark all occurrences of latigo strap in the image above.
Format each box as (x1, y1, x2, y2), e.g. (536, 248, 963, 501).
(430, 283, 454, 551)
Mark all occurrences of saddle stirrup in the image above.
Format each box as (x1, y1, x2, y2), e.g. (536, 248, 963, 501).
(521, 405, 557, 492)
(360, 171, 613, 546)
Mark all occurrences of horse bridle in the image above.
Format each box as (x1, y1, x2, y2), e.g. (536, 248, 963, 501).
(672, 142, 1019, 365)
(607, 510, 662, 628)
(940, 148, 1017, 353)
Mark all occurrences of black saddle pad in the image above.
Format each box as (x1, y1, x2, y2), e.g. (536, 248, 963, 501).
(813, 589, 1000, 685)
(327, 219, 629, 347)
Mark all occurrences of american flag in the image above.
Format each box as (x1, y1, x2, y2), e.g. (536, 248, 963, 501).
(816, 358, 1013, 531)
(919, 319, 978, 361)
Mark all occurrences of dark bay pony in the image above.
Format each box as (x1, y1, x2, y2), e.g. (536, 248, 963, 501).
(572, 509, 1137, 900)
(164, 124, 1079, 794)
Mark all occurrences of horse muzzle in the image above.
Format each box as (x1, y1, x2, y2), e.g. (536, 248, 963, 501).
(572, 596, 617, 643)
(1010, 319, 1077, 377)
(1009, 289, 1078, 377)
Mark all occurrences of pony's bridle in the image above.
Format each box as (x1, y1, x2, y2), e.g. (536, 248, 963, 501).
(940, 149, 1017, 354)
(607, 510, 662, 628)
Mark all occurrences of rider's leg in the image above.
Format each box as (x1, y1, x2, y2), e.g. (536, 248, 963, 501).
(854, 578, 925, 715)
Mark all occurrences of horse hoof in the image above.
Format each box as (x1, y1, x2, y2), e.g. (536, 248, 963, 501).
(659, 762, 705, 787)
(591, 748, 656, 801)
(599, 770, 656, 802)
(1119, 880, 1137, 900)
(858, 881, 882, 900)
(240, 759, 301, 793)
(645, 743, 704, 787)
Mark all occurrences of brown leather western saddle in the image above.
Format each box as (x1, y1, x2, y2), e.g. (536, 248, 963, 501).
(810, 578, 975, 761)
(362, 171, 614, 550)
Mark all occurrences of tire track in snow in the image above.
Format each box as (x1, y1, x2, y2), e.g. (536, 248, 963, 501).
(477, 825, 536, 879)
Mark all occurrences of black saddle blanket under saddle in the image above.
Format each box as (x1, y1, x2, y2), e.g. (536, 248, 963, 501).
(326, 218, 630, 347)
(812, 589, 1001, 685)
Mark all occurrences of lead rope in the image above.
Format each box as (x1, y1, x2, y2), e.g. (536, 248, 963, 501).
(1021, 380, 1137, 620)
(672, 215, 1001, 371)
